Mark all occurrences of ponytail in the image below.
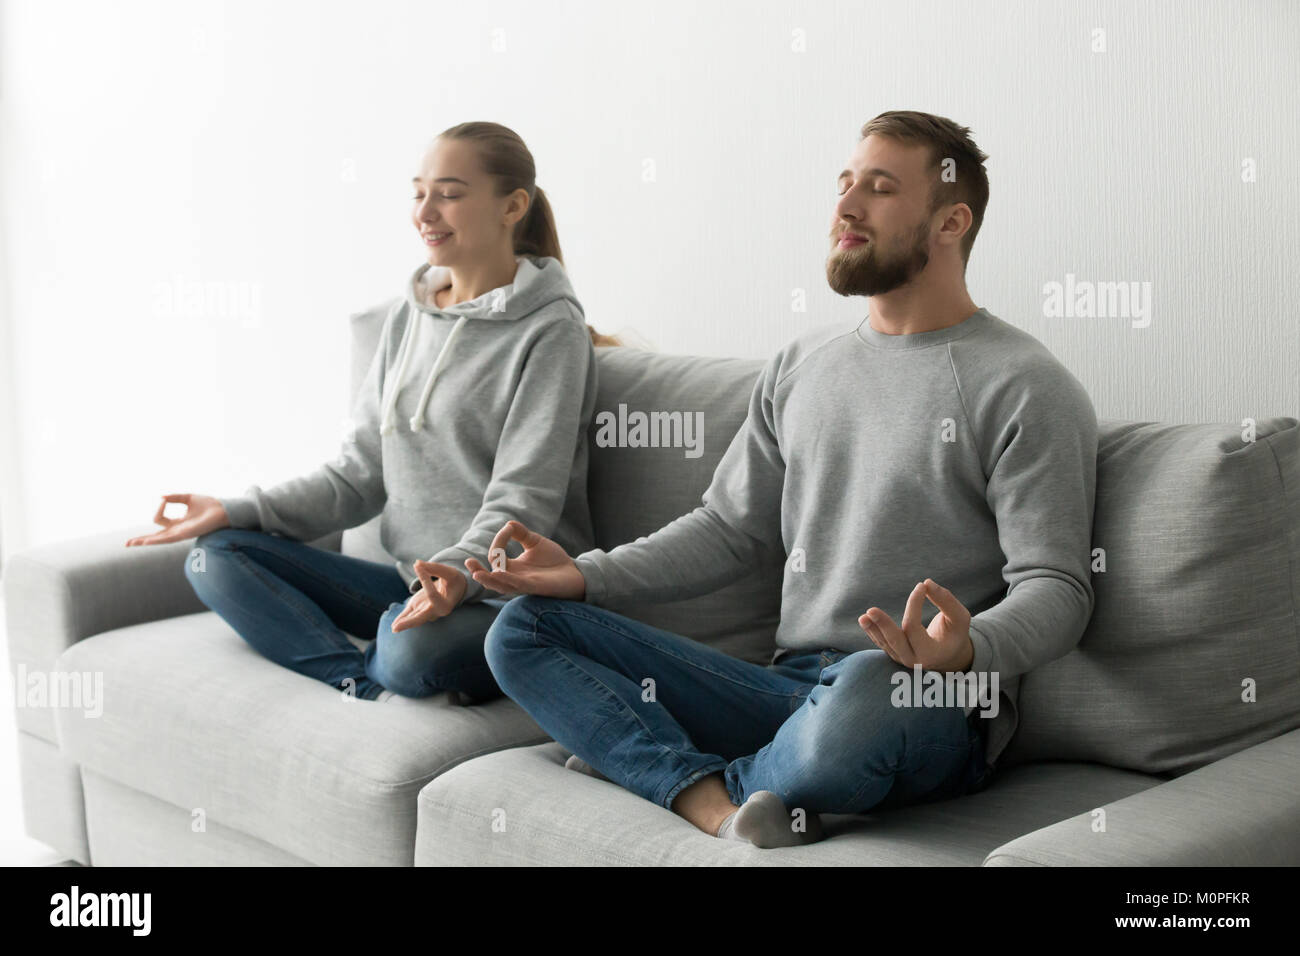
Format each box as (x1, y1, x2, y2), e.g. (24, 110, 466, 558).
(438, 122, 619, 347)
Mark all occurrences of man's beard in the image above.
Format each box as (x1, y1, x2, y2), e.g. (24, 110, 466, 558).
(826, 217, 931, 296)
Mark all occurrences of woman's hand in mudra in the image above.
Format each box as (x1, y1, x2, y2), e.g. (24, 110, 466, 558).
(390, 560, 467, 632)
(125, 493, 230, 547)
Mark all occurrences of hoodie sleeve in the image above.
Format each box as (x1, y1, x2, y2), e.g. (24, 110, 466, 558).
(573, 352, 786, 606)
(428, 316, 595, 603)
(217, 312, 390, 542)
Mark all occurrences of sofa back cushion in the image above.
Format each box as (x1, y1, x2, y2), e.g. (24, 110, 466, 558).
(581, 347, 782, 664)
(343, 306, 780, 664)
(1001, 416, 1300, 776)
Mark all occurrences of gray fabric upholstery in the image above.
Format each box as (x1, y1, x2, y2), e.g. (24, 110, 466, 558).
(2, 526, 340, 735)
(414, 741, 1161, 866)
(987, 727, 1300, 865)
(1001, 416, 1300, 775)
(4, 528, 205, 741)
(82, 769, 311, 866)
(17, 731, 89, 864)
(54, 611, 548, 866)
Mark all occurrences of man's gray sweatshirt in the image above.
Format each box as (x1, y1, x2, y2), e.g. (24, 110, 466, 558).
(574, 308, 1098, 768)
(220, 255, 597, 604)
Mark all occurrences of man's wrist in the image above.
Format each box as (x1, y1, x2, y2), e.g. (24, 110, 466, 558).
(572, 553, 604, 604)
(958, 636, 976, 672)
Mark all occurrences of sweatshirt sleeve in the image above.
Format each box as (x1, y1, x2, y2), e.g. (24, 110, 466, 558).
(574, 352, 787, 607)
(217, 312, 390, 542)
(963, 360, 1098, 683)
(427, 318, 595, 603)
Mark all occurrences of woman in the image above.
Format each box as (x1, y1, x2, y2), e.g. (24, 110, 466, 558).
(127, 121, 612, 703)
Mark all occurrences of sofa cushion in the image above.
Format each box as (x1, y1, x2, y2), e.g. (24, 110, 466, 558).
(413, 741, 1160, 866)
(344, 302, 782, 665)
(1001, 416, 1300, 775)
(53, 611, 548, 866)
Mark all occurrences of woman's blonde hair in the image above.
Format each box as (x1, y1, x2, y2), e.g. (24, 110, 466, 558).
(437, 121, 619, 346)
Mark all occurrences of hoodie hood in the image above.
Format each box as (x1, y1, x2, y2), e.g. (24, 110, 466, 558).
(379, 255, 583, 435)
(408, 254, 584, 321)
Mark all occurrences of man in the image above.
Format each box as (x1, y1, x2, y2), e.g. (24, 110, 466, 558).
(465, 110, 1098, 848)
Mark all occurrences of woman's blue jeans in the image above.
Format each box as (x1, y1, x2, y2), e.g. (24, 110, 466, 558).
(485, 595, 993, 814)
(184, 528, 507, 701)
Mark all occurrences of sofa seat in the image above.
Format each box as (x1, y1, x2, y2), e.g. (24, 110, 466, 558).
(414, 741, 1163, 866)
(53, 610, 549, 866)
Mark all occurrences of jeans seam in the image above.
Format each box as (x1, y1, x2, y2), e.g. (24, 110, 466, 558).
(550, 644, 704, 806)
(366, 651, 494, 688)
(411, 660, 494, 693)
(220, 545, 370, 689)
(533, 600, 801, 705)
(663, 761, 730, 809)
(224, 546, 349, 642)
(835, 737, 973, 814)
(528, 606, 726, 808)
(226, 538, 399, 616)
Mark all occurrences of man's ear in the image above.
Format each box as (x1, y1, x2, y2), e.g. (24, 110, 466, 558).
(936, 202, 972, 247)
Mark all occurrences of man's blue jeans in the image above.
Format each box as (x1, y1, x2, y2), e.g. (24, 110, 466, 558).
(485, 596, 993, 813)
(184, 529, 507, 701)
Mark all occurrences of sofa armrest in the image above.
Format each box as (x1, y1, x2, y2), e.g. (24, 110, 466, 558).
(4, 525, 343, 740)
(983, 726, 1300, 866)
(3, 528, 197, 740)
(4, 527, 203, 671)
(4, 525, 346, 664)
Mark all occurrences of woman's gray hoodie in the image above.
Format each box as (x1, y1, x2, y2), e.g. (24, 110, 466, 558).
(218, 254, 597, 603)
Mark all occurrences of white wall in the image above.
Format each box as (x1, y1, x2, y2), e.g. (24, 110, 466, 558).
(1, 0, 1297, 557)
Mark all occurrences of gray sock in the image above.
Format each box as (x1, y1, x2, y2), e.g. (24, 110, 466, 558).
(564, 754, 609, 781)
(715, 810, 740, 839)
(717, 791, 824, 848)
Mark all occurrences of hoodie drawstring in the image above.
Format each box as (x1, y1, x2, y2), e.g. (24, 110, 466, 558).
(379, 312, 470, 436)
(409, 314, 469, 431)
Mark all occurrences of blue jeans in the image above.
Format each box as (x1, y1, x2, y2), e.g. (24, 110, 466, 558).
(184, 528, 508, 701)
(485, 596, 993, 813)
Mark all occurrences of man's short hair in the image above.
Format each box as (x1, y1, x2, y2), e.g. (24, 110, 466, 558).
(861, 110, 990, 267)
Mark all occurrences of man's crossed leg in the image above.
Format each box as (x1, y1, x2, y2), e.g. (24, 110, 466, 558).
(486, 595, 990, 848)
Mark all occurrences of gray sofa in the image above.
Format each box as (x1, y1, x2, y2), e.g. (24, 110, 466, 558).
(7, 308, 1300, 866)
